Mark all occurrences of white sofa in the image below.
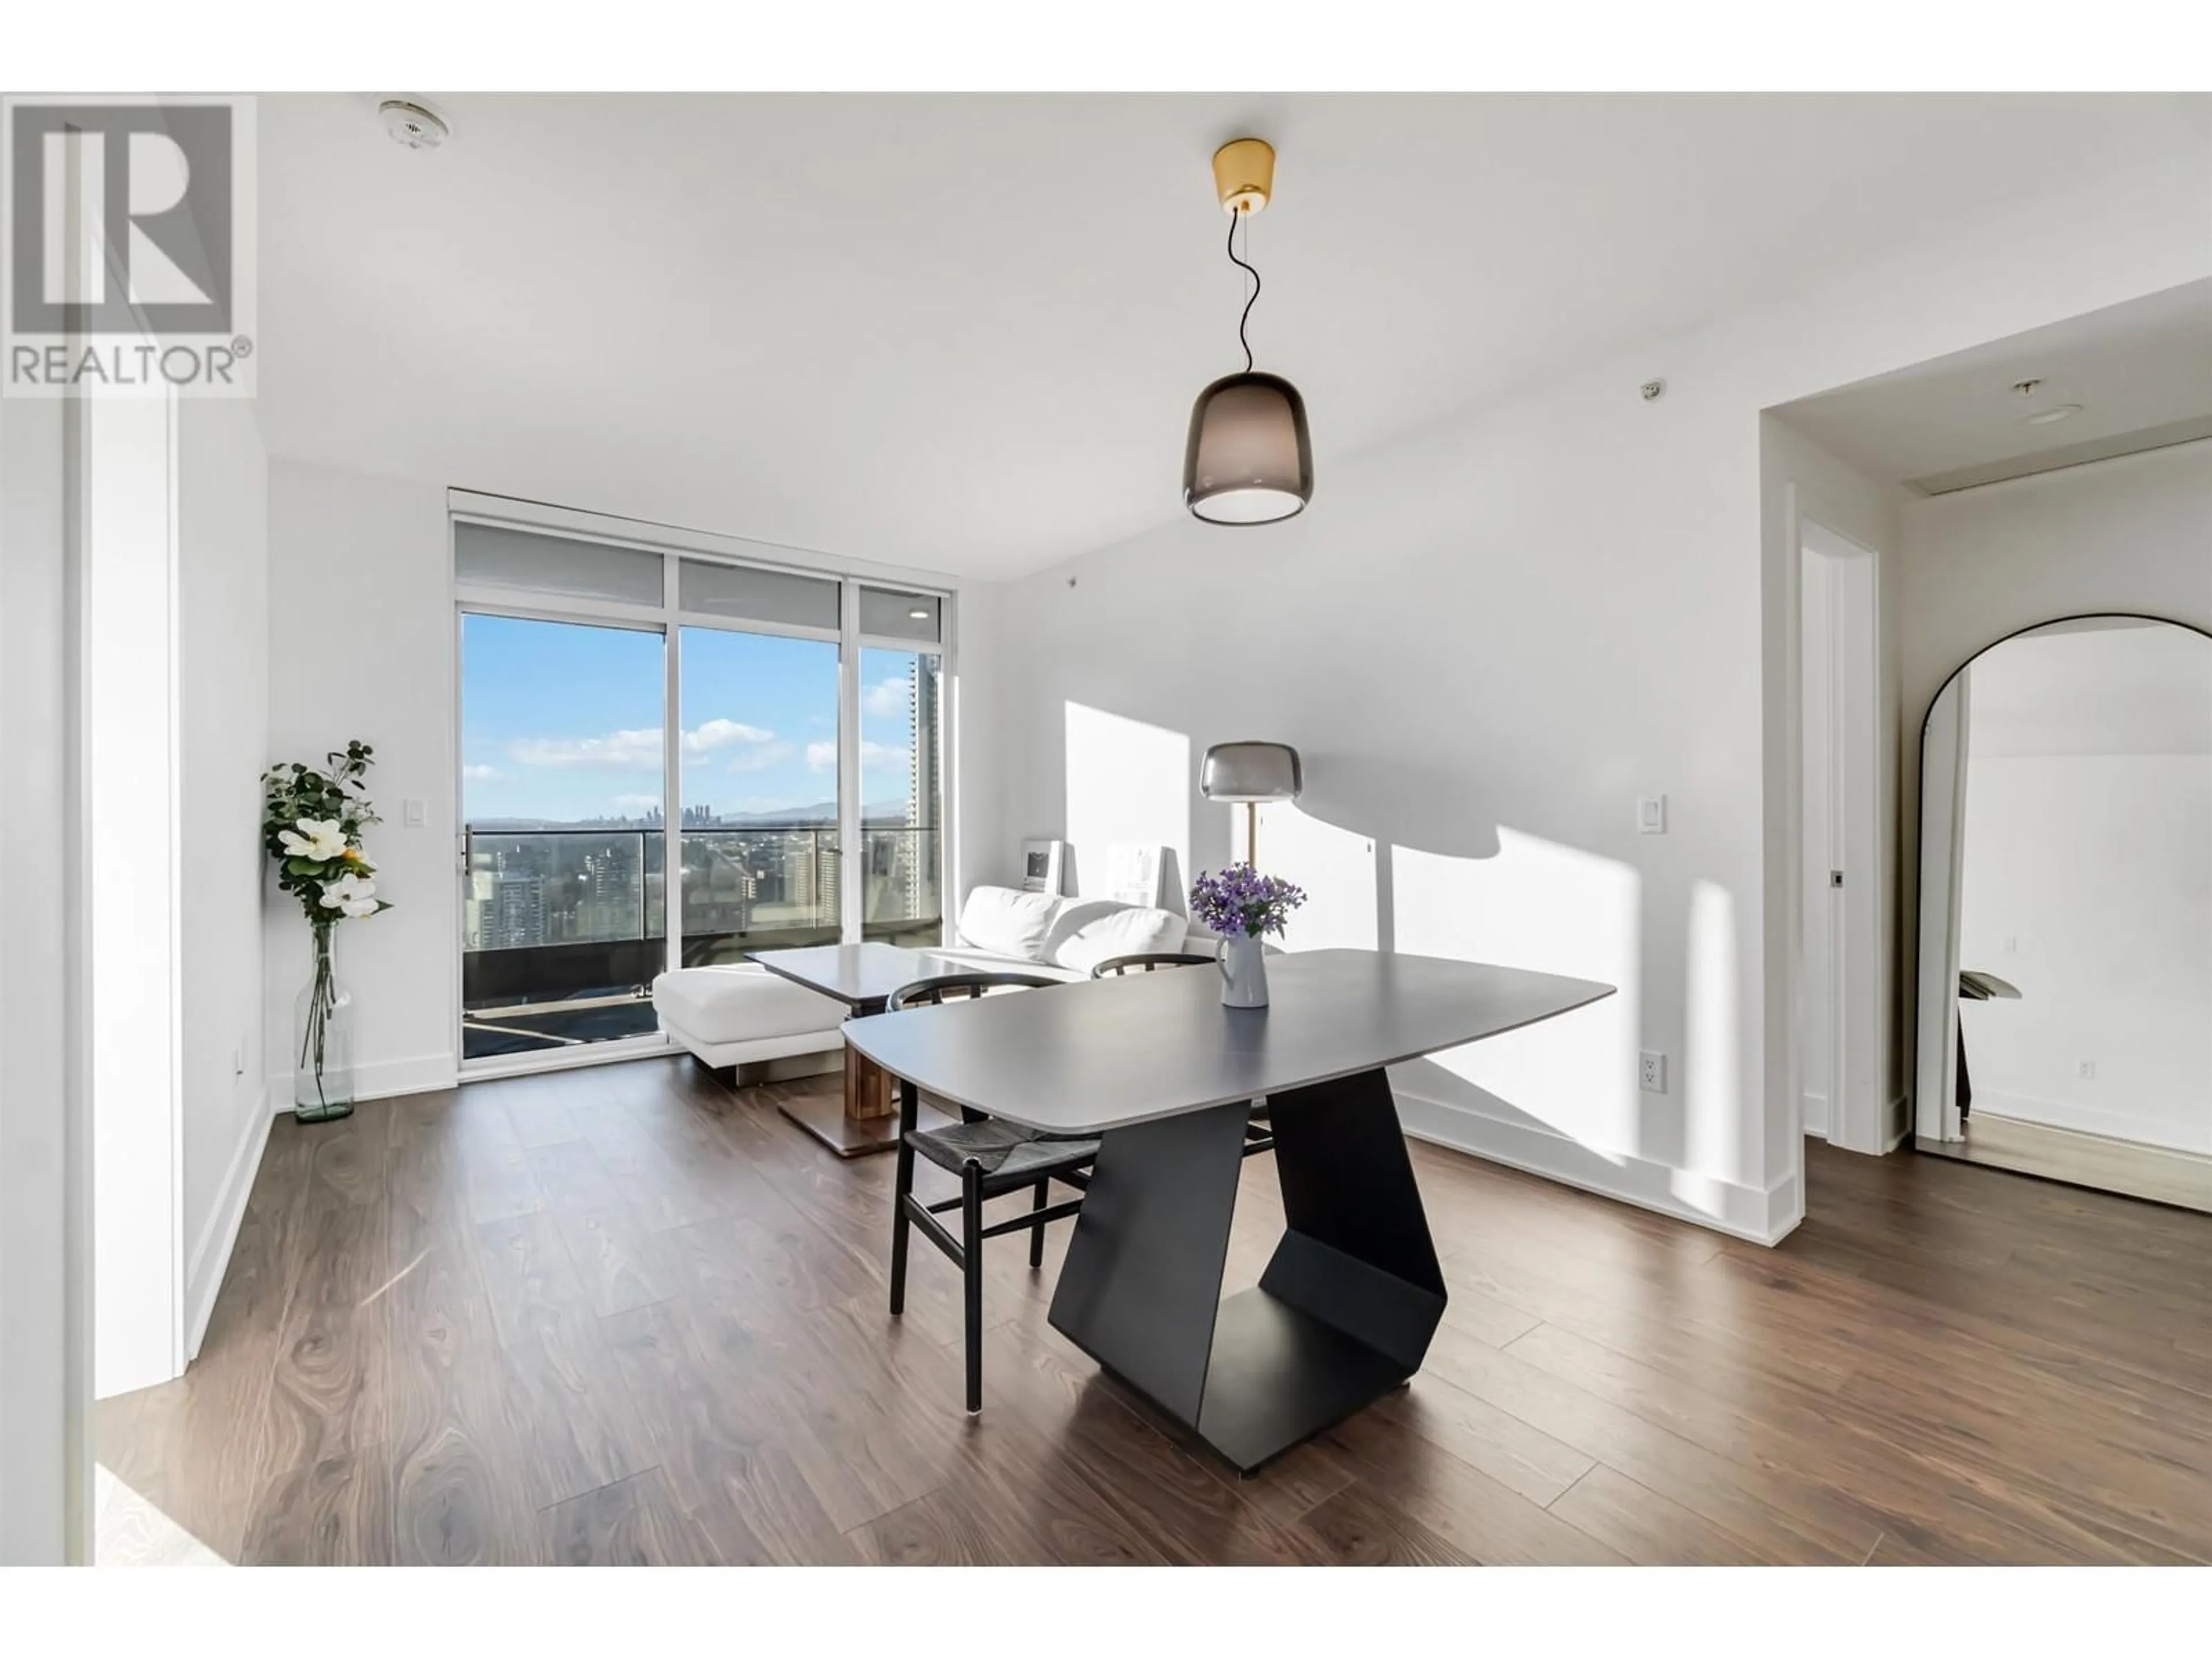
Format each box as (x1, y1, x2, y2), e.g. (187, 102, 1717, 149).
(931, 884, 1195, 979)
(650, 886, 1196, 1080)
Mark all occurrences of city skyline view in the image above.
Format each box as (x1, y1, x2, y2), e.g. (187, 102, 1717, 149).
(461, 613, 933, 827)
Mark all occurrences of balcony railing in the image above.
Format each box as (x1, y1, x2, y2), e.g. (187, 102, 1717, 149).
(460, 824, 941, 1059)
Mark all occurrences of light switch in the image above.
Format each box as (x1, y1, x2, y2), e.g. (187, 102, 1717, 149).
(403, 798, 427, 828)
(1637, 795, 1667, 835)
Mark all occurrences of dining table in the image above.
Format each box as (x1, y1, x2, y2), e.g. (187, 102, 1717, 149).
(841, 946, 1615, 1473)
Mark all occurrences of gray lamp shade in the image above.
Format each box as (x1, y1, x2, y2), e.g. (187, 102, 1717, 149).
(1200, 741, 1304, 803)
(1184, 372, 1313, 525)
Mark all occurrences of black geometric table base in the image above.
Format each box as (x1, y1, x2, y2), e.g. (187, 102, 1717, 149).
(1047, 1065, 1447, 1474)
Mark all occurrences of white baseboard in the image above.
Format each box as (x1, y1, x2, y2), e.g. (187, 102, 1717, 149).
(1802, 1089, 1830, 1140)
(1395, 1086, 1801, 1246)
(184, 1089, 274, 1362)
(1971, 1088, 2209, 1156)
(267, 1049, 458, 1113)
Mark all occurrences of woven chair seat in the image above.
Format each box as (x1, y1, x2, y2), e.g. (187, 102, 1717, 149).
(907, 1118, 1100, 1191)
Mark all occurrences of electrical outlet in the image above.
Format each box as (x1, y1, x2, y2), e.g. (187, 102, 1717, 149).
(2078, 1059, 2097, 1081)
(1639, 1051, 1667, 1094)
(1636, 795, 1667, 835)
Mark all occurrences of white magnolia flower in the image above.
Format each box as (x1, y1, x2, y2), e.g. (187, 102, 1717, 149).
(279, 818, 348, 861)
(319, 872, 380, 919)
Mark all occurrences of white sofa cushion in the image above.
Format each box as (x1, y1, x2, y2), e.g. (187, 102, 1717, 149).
(955, 884, 1063, 961)
(1043, 901, 1190, 975)
(652, 963, 844, 1046)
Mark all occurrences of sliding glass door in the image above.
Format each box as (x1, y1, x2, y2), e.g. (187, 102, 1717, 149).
(676, 626, 842, 965)
(452, 514, 953, 1073)
(858, 642, 944, 945)
(459, 613, 669, 1060)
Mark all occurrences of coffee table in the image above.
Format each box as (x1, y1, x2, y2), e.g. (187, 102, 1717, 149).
(750, 942, 967, 1157)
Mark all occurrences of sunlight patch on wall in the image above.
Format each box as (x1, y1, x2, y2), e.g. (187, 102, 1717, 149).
(1685, 877, 1744, 1182)
(1063, 702, 1190, 899)
(1392, 828, 1639, 1151)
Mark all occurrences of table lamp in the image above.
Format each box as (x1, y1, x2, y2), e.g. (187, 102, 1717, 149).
(1200, 741, 1303, 868)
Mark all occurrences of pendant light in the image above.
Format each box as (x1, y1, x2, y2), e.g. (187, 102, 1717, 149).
(1184, 138, 1313, 526)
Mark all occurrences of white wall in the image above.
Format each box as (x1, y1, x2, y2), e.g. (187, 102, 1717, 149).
(949, 579, 1009, 911)
(1, 394, 90, 1561)
(1960, 752, 2212, 1152)
(990, 156, 2209, 1244)
(175, 399, 271, 1355)
(264, 460, 459, 1101)
(1896, 439, 2212, 1128)
(85, 391, 180, 1400)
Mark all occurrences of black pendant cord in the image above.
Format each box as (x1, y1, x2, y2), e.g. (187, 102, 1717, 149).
(1226, 207, 1260, 374)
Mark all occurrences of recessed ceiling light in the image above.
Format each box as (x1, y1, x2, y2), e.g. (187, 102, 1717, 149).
(908, 606, 930, 620)
(2023, 403, 2083, 426)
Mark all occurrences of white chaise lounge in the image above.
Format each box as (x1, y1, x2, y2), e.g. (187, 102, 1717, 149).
(651, 961, 846, 1082)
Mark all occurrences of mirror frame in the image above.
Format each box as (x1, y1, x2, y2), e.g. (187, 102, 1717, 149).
(1911, 611, 2212, 1146)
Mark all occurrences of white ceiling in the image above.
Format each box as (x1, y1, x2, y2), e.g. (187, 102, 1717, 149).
(1774, 278, 2212, 493)
(1968, 620, 2212, 757)
(256, 93, 2212, 579)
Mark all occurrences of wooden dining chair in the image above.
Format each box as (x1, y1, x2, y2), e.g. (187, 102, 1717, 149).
(884, 971, 1097, 1414)
(1089, 950, 1218, 976)
(1089, 951, 1274, 1158)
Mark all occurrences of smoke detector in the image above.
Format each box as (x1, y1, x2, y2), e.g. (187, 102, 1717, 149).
(2011, 377, 2081, 426)
(379, 99, 450, 151)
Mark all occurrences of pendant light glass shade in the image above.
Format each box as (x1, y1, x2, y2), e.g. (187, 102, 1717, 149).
(1183, 370, 1313, 525)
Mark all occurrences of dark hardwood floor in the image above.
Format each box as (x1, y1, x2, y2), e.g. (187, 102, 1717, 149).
(98, 1056, 2212, 1565)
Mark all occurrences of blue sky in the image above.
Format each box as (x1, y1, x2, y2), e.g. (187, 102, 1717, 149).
(461, 614, 925, 824)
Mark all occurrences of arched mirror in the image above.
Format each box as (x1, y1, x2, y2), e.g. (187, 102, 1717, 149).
(1914, 614, 2212, 1211)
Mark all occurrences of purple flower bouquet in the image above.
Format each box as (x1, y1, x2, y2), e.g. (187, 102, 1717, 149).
(1190, 864, 1306, 1008)
(1190, 863, 1308, 938)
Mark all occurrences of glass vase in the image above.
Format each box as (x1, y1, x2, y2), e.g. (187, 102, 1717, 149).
(293, 924, 356, 1123)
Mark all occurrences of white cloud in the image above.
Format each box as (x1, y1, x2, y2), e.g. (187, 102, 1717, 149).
(461, 763, 503, 782)
(683, 717, 774, 756)
(808, 738, 910, 774)
(512, 726, 662, 768)
(862, 675, 910, 718)
(725, 740, 796, 774)
(513, 719, 776, 770)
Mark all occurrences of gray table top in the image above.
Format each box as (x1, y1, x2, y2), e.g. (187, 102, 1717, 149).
(840, 948, 1615, 1134)
(749, 941, 971, 1009)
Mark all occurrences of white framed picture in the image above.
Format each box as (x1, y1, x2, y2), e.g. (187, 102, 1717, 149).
(1020, 838, 1069, 896)
(1103, 842, 1167, 908)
